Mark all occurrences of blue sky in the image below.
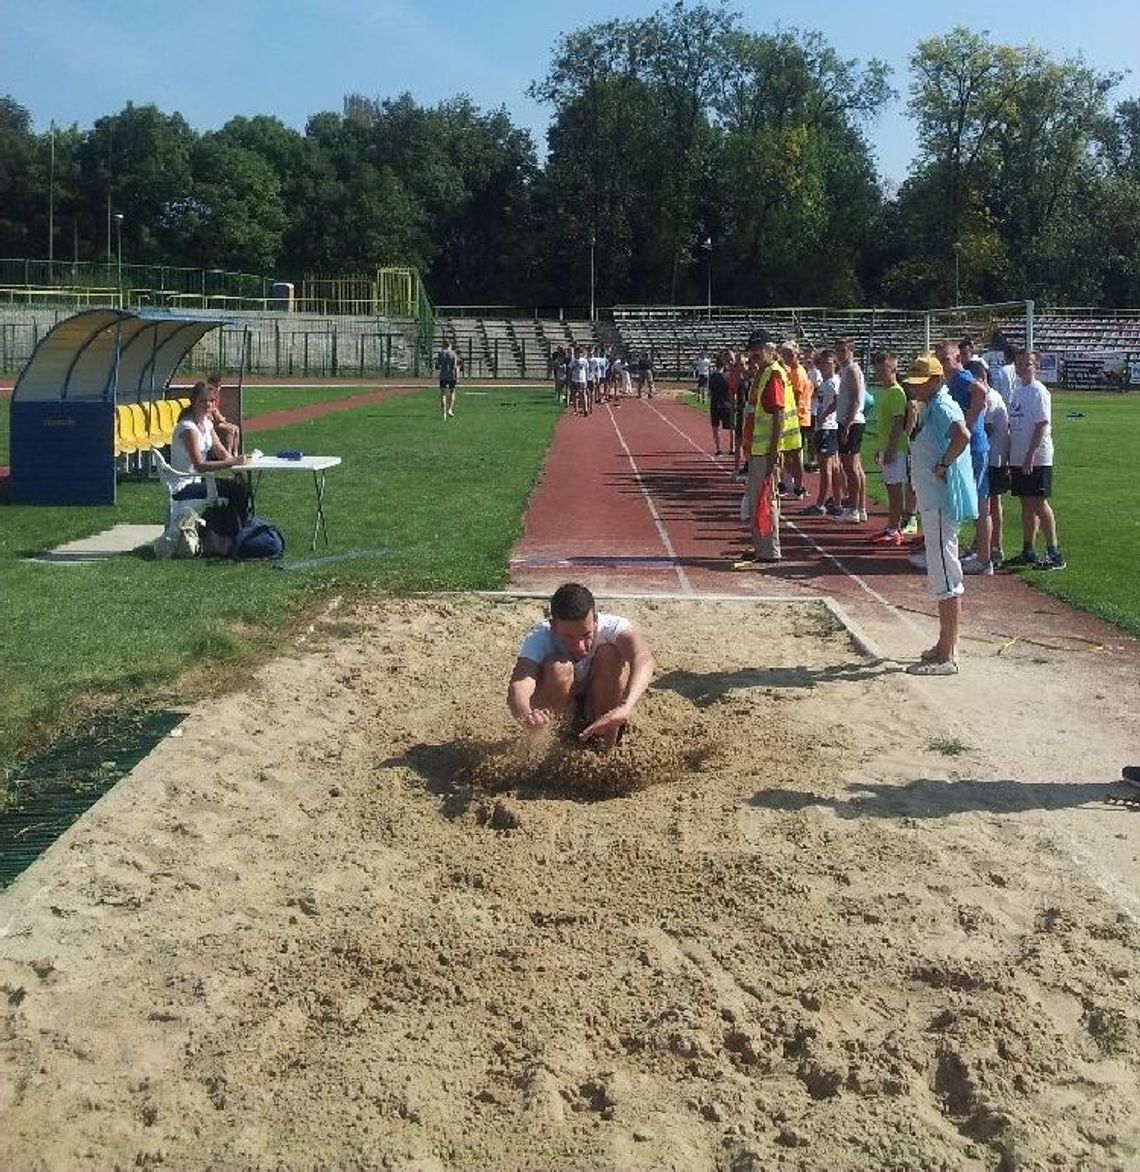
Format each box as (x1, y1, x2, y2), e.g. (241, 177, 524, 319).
(5, 0, 1139, 183)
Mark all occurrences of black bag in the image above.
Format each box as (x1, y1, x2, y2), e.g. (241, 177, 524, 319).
(232, 516, 286, 560)
(202, 501, 242, 539)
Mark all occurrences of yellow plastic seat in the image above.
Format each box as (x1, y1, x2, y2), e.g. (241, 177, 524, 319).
(129, 403, 152, 453)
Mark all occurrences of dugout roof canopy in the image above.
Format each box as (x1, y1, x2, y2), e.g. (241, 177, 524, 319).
(12, 308, 228, 403)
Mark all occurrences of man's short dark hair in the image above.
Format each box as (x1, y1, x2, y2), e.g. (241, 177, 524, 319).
(871, 349, 896, 367)
(550, 582, 595, 622)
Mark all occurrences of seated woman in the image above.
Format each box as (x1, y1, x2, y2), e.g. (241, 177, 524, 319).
(169, 380, 250, 519)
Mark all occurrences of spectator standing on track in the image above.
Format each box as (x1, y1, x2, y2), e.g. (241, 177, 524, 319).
(637, 353, 655, 398)
(708, 353, 733, 457)
(507, 582, 656, 750)
(802, 348, 841, 515)
(902, 353, 975, 675)
(694, 350, 712, 403)
(552, 347, 568, 406)
(569, 346, 590, 416)
(938, 340, 992, 571)
(803, 349, 823, 472)
(870, 350, 913, 547)
(835, 338, 868, 522)
(981, 363, 1011, 570)
(1006, 350, 1065, 570)
(735, 331, 799, 567)
(437, 341, 462, 420)
(729, 351, 748, 477)
(779, 340, 812, 500)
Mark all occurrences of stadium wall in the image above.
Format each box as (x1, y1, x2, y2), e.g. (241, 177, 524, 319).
(0, 308, 424, 380)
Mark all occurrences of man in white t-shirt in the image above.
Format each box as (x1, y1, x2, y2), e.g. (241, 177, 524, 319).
(694, 351, 712, 403)
(1006, 350, 1065, 570)
(835, 338, 868, 522)
(507, 583, 655, 749)
(802, 348, 841, 515)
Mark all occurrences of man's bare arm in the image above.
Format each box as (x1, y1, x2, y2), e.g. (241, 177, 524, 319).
(507, 658, 549, 728)
(578, 629, 655, 741)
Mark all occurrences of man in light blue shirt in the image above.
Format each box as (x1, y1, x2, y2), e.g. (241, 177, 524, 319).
(903, 354, 974, 676)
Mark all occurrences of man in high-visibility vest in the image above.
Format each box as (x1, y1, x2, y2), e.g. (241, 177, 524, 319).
(735, 331, 801, 567)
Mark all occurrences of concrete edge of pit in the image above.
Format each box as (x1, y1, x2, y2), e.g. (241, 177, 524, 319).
(457, 589, 891, 663)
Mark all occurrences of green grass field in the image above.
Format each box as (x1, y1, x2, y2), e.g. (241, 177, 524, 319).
(0, 385, 559, 786)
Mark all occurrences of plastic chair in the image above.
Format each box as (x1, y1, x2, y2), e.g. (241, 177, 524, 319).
(152, 448, 227, 526)
(116, 405, 140, 472)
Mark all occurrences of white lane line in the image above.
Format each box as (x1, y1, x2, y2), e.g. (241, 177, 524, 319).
(644, 400, 924, 634)
(605, 404, 693, 594)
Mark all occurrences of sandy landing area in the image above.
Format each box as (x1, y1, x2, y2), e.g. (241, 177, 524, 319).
(1, 595, 1138, 1169)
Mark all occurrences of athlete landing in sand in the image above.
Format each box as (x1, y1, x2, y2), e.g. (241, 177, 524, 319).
(507, 582, 655, 750)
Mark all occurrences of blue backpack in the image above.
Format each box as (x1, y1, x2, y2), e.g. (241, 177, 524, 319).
(232, 515, 285, 560)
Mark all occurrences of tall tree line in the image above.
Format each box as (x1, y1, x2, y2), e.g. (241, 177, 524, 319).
(1, 4, 1137, 309)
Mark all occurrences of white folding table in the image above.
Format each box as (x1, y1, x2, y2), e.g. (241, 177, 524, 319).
(244, 455, 342, 551)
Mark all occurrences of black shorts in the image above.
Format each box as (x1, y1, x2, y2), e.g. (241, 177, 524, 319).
(1010, 466, 1053, 498)
(734, 402, 745, 438)
(839, 422, 865, 456)
(439, 379, 456, 390)
(697, 374, 709, 389)
(814, 429, 839, 457)
(800, 425, 814, 448)
(988, 465, 1011, 496)
(710, 401, 732, 429)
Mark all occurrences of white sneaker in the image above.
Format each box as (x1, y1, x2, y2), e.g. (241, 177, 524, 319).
(858, 509, 868, 523)
(962, 555, 993, 576)
(840, 508, 860, 522)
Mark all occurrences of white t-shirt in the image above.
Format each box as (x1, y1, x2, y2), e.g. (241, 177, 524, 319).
(990, 362, 1016, 406)
(170, 417, 218, 492)
(570, 357, 588, 385)
(694, 356, 711, 377)
(1008, 379, 1053, 467)
(837, 361, 866, 425)
(518, 613, 631, 685)
(816, 375, 840, 431)
(983, 387, 1009, 467)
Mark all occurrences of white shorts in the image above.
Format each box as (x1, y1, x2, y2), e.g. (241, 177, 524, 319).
(882, 452, 909, 487)
(920, 508, 964, 601)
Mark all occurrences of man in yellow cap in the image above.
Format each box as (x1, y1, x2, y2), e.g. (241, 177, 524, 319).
(902, 353, 975, 675)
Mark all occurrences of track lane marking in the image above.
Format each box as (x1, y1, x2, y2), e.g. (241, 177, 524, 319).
(604, 404, 693, 594)
(643, 399, 924, 633)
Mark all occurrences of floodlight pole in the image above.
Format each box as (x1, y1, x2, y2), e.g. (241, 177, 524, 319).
(589, 233, 596, 323)
(952, 241, 962, 308)
(703, 235, 712, 319)
(114, 213, 124, 307)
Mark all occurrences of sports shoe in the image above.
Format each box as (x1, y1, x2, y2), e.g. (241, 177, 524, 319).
(1003, 551, 1039, 568)
(872, 529, 903, 546)
(793, 487, 808, 499)
(826, 503, 845, 517)
(843, 509, 864, 523)
(1121, 766, 1140, 789)
(1034, 551, 1066, 571)
(906, 658, 959, 676)
(962, 556, 993, 576)
(901, 517, 919, 535)
(801, 504, 827, 516)
(857, 509, 869, 523)
(991, 550, 1004, 569)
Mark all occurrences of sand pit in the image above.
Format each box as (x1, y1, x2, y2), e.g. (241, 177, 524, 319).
(1, 595, 1138, 1169)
